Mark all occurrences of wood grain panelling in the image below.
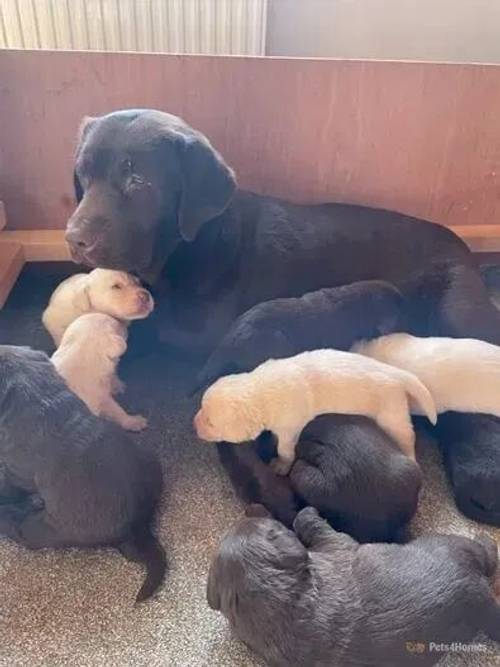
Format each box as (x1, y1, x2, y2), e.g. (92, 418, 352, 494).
(1, 50, 500, 230)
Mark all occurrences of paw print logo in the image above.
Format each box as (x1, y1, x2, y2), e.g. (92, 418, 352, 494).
(406, 641, 426, 654)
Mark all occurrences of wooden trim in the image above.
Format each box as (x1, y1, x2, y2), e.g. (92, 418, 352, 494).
(0, 203, 6, 231)
(0, 230, 70, 261)
(452, 226, 500, 253)
(0, 243, 24, 309)
(0, 225, 499, 267)
(1, 224, 500, 309)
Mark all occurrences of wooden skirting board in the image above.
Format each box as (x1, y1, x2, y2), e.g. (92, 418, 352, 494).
(1, 225, 500, 309)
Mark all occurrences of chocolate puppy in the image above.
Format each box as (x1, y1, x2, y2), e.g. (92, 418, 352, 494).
(217, 433, 299, 528)
(216, 415, 422, 542)
(208, 506, 500, 667)
(290, 415, 422, 542)
(0, 345, 166, 602)
(436, 411, 500, 525)
(192, 280, 403, 392)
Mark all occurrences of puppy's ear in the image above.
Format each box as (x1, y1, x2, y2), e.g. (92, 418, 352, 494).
(177, 132, 236, 242)
(74, 277, 92, 312)
(73, 116, 96, 203)
(106, 334, 127, 360)
(206, 565, 221, 611)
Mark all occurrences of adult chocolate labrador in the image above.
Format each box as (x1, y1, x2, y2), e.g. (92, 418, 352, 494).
(65, 108, 500, 353)
(65, 108, 500, 524)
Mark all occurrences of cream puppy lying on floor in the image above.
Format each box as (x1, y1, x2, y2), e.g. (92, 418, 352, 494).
(353, 332, 500, 416)
(51, 313, 147, 431)
(194, 349, 437, 474)
(43, 268, 154, 346)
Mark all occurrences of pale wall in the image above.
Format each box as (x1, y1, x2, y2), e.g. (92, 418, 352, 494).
(266, 0, 500, 63)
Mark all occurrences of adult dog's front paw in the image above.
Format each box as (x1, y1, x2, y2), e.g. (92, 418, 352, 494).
(124, 415, 148, 431)
(270, 457, 293, 476)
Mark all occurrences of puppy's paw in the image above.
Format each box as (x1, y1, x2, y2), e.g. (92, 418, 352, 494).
(112, 378, 127, 395)
(123, 415, 148, 431)
(293, 507, 322, 544)
(295, 507, 320, 525)
(270, 457, 293, 476)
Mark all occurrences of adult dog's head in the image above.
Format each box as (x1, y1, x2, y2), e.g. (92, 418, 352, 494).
(66, 109, 236, 281)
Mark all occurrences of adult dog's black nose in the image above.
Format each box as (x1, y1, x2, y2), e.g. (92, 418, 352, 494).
(65, 226, 93, 250)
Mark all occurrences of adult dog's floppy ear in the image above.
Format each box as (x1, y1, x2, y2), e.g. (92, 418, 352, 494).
(177, 131, 236, 242)
(73, 116, 97, 203)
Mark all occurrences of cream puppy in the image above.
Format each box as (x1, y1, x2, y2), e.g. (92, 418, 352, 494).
(194, 349, 437, 474)
(354, 332, 500, 416)
(51, 313, 147, 431)
(43, 268, 154, 346)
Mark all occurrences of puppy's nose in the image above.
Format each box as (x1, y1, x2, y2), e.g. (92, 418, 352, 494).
(138, 289, 152, 305)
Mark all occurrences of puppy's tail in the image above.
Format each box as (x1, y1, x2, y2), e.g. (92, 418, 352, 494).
(120, 526, 167, 603)
(483, 601, 500, 642)
(401, 371, 437, 425)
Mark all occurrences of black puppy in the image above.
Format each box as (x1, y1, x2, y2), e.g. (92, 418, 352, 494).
(0, 346, 166, 602)
(436, 411, 500, 525)
(192, 280, 403, 392)
(208, 506, 500, 667)
(290, 415, 422, 542)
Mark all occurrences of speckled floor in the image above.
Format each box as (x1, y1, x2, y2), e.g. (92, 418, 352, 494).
(0, 264, 499, 667)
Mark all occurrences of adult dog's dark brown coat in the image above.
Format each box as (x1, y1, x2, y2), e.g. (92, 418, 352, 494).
(65, 109, 500, 353)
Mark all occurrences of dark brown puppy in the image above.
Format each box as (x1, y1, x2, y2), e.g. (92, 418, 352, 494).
(436, 411, 500, 525)
(208, 506, 500, 667)
(0, 345, 166, 602)
(192, 280, 403, 393)
(290, 415, 422, 542)
(217, 433, 299, 529)
(65, 109, 500, 354)
(216, 414, 421, 543)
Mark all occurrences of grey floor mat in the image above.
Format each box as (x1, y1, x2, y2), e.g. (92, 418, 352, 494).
(0, 264, 498, 666)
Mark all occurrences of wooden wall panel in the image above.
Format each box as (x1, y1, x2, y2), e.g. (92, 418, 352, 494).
(1, 50, 500, 230)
